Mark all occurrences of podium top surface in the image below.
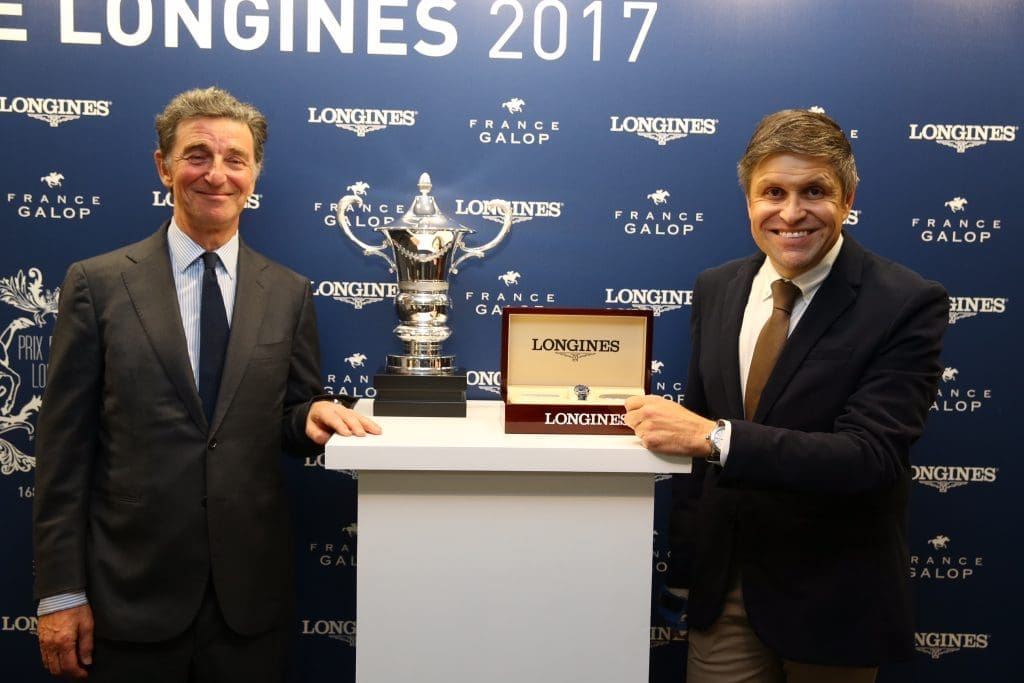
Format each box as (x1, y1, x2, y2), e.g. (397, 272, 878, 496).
(324, 400, 691, 474)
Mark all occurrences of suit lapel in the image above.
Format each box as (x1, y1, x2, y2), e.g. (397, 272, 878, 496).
(720, 256, 761, 418)
(121, 224, 207, 430)
(753, 234, 864, 422)
(210, 241, 268, 431)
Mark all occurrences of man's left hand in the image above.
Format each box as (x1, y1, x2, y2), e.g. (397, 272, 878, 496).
(624, 395, 716, 456)
(306, 401, 382, 444)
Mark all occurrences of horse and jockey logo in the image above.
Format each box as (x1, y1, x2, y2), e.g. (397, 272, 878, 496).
(347, 181, 370, 197)
(498, 271, 521, 286)
(927, 535, 951, 550)
(944, 197, 968, 213)
(0, 268, 59, 474)
(502, 98, 526, 114)
(344, 353, 367, 369)
(40, 172, 64, 188)
(647, 189, 670, 205)
(942, 367, 959, 382)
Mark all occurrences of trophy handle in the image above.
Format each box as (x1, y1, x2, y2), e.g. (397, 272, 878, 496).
(337, 194, 396, 272)
(450, 199, 513, 274)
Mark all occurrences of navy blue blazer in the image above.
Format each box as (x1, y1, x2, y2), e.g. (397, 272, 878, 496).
(671, 234, 948, 666)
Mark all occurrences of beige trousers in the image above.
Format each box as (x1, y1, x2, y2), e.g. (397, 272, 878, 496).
(687, 581, 878, 683)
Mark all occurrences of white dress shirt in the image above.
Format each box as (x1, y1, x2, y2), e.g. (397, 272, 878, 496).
(714, 235, 844, 466)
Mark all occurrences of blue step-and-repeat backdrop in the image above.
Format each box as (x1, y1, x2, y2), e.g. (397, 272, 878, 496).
(1, 1, 1021, 681)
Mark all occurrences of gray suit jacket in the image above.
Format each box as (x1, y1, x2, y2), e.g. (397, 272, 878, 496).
(33, 223, 323, 641)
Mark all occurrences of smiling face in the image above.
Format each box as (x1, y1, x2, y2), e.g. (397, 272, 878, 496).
(155, 116, 258, 246)
(746, 153, 855, 279)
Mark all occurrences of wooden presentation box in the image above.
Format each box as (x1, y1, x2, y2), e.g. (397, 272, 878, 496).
(501, 307, 653, 434)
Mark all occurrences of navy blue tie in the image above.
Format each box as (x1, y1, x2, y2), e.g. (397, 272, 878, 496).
(198, 252, 229, 424)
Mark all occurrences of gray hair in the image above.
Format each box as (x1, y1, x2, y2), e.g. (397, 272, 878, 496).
(155, 86, 267, 171)
(737, 109, 859, 199)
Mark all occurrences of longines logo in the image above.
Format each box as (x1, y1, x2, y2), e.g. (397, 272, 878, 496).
(609, 115, 718, 146)
(1, 268, 59, 475)
(464, 272, 557, 316)
(153, 190, 261, 210)
(650, 625, 688, 649)
(910, 534, 983, 581)
(931, 367, 991, 414)
(1, 615, 38, 634)
(908, 123, 1017, 153)
(312, 280, 398, 309)
(308, 523, 357, 569)
(947, 296, 1007, 324)
(604, 287, 692, 316)
(467, 98, 560, 145)
(544, 411, 625, 426)
(531, 337, 621, 362)
(299, 618, 356, 646)
(5, 172, 101, 220)
(454, 198, 563, 225)
(307, 106, 417, 137)
(613, 189, 706, 238)
(912, 196, 1002, 244)
(911, 465, 998, 493)
(467, 369, 501, 396)
(914, 632, 989, 659)
(0, 96, 111, 127)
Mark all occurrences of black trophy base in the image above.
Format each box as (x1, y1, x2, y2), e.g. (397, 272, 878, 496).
(372, 371, 467, 417)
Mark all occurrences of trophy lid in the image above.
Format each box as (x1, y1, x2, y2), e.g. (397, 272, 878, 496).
(394, 173, 474, 234)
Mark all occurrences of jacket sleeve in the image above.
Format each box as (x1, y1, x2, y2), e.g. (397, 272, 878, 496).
(666, 272, 710, 589)
(280, 281, 324, 457)
(721, 279, 949, 494)
(32, 263, 101, 600)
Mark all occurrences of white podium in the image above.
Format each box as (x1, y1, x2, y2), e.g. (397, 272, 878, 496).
(324, 400, 691, 683)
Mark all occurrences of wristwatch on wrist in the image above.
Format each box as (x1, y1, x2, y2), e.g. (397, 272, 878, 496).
(705, 419, 727, 464)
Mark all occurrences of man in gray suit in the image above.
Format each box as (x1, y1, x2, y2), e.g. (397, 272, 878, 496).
(32, 87, 379, 681)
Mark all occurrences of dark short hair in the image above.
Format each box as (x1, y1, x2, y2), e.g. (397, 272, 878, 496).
(155, 86, 267, 171)
(737, 109, 858, 199)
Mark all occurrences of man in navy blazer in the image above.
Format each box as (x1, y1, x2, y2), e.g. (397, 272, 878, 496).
(32, 87, 380, 681)
(625, 110, 948, 682)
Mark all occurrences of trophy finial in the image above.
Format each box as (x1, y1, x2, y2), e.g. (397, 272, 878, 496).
(414, 173, 436, 216)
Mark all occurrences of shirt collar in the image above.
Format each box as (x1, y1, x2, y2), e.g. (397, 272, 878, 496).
(168, 219, 239, 280)
(753, 233, 844, 302)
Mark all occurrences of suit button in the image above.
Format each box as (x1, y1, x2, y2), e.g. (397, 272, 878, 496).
(201, 496, 207, 508)
(209, 439, 218, 449)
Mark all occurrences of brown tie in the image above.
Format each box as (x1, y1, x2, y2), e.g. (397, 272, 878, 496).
(744, 279, 801, 420)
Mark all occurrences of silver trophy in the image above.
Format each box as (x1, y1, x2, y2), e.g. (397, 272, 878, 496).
(337, 173, 513, 416)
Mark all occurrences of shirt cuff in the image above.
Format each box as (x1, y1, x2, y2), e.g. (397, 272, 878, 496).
(310, 394, 359, 408)
(37, 591, 88, 616)
(717, 420, 733, 466)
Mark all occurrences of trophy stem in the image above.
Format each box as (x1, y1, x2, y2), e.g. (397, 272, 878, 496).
(386, 342, 457, 375)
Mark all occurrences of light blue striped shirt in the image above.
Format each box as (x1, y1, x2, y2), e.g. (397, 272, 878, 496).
(167, 220, 239, 384)
(37, 221, 239, 617)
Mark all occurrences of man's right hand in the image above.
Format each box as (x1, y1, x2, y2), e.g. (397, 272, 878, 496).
(38, 604, 94, 679)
